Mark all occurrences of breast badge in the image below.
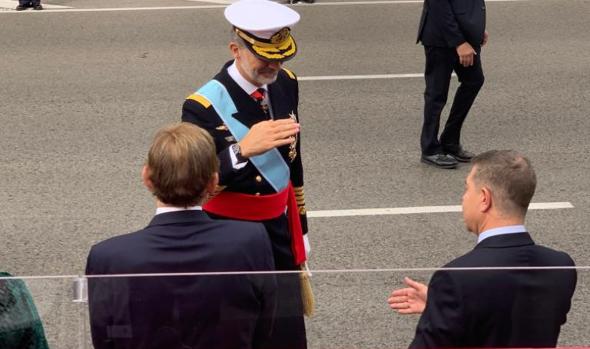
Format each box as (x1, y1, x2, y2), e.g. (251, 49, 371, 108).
(288, 111, 298, 162)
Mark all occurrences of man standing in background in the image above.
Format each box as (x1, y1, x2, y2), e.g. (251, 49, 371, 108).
(418, 0, 487, 168)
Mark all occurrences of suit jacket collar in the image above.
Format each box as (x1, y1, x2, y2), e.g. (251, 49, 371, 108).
(213, 61, 291, 128)
(147, 209, 211, 227)
(475, 232, 535, 249)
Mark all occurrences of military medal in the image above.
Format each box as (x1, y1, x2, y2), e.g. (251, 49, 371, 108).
(288, 111, 298, 162)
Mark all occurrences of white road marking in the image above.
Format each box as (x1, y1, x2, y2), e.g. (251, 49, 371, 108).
(300, 73, 423, 81)
(186, 0, 235, 4)
(187, 0, 527, 5)
(0, 5, 226, 13)
(290, 0, 528, 6)
(0, 0, 71, 9)
(299, 73, 460, 81)
(0, 0, 529, 14)
(307, 202, 574, 218)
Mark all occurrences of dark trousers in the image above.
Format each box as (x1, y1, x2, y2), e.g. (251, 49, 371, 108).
(421, 46, 485, 155)
(209, 212, 307, 349)
(260, 214, 307, 349)
(19, 0, 40, 6)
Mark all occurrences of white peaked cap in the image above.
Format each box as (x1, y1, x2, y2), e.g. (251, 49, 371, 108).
(224, 0, 301, 40)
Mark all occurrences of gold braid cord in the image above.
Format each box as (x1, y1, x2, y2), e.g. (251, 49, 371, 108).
(300, 263, 315, 317)
(294, 186, 306, 215)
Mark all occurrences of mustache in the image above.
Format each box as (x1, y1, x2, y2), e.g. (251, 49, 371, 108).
(258, 67, 279, 74)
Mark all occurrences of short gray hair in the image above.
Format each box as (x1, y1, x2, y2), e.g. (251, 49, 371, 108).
(230, 28, 245, 47)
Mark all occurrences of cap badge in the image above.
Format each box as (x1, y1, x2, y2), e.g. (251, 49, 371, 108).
(271, 28, 290, 44)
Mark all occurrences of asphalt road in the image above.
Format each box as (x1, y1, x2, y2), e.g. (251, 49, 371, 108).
(1, 0, 589, 347)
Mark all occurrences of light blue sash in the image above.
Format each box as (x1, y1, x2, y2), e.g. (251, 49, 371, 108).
(197, 79, 290, 192)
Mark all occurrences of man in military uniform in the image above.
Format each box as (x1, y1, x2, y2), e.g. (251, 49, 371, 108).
(181, 1, 310, 348)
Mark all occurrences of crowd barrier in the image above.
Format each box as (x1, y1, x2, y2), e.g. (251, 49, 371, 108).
(1, 267, 588, 348)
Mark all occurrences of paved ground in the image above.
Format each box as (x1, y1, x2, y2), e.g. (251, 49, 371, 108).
(1, 0, 590, 347)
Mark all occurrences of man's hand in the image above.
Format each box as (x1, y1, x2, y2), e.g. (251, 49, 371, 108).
(482, 30, 489, 46)
(456, 42, 476, 67)
(387, 277, 428, 314)
(239, 119, 300, 158)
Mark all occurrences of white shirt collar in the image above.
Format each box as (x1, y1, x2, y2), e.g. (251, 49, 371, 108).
(227, 61, 268, 96)
(155, 206, 202, 216)
(477, 225, 527, 244)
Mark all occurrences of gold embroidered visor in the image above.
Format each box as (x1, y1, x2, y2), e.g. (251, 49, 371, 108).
(235, 27, 297, 62)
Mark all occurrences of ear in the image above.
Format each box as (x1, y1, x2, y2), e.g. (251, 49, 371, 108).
(480, 186, 493, 212)
(142, 165, 154, 192)
(229, 42, 240, 60)
(206, 172, 219, 195)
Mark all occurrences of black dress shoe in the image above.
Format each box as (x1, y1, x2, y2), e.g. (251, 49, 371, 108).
(444, 146, 475, 162)
(16, 5, 28, 10)
(421, 153, 458, 169)
(33, 4, 43, 10)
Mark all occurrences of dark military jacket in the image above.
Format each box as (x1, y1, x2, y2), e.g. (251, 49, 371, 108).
(182, 61, 308, 234)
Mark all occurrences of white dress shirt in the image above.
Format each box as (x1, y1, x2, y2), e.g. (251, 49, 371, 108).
(226, 61, 274, 169)
(477, 225, 527, 244)
(227, 62, 274, 117)
(155, 206, 202, 215)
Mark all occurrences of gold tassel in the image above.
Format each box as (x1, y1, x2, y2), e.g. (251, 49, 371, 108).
(300, 262, 315, 317)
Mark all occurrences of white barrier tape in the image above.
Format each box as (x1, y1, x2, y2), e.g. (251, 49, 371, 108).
(1, 265, 587, 280)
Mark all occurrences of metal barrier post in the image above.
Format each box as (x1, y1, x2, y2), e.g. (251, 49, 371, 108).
(72, 276, 88, 349)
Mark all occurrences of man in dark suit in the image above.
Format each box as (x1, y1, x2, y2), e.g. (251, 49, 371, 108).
(418, 0, 488, 168)
(388, 150, 577, 347)
(182, 1, 311, 348)
(86, 123, 277, 349)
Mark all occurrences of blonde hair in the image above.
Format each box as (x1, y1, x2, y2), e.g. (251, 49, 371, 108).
(147, 122, 219, 206)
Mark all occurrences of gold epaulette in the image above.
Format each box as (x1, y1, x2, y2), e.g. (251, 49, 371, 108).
(186, 93, 211, 108)
(282, 68, 297, 80)
(294, 186, 306, 215)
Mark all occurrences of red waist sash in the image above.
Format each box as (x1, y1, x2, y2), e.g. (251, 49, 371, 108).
(204, 182, 306, 265)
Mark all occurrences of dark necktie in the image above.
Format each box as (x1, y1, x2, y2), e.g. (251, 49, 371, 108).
(251, 88, 269, 116)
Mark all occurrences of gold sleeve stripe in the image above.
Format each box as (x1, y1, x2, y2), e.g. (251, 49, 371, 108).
(187, 93, 212, 108)
(282, 68, 297, 80)
(299, 207, 307, 215)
